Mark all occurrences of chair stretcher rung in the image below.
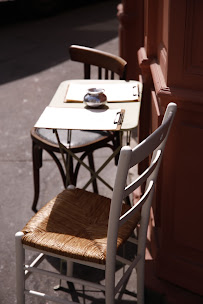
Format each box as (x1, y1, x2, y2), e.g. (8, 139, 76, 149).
(128, 236, 138, 245)
(25, 253, 45, 279)
(23, 245, 106, 270)
(24, 265, 106, 291)
(25, 289, 79, 304)
(115, 254, 141, 295)
(116, 255, 133, 266)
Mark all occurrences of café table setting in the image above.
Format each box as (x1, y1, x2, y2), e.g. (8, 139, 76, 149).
(34, 79, 142, 191)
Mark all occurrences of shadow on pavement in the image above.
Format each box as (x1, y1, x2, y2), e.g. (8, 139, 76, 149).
(0, 0, 119, 85)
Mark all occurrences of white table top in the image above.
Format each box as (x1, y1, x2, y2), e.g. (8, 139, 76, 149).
(41, 79, 142, 131)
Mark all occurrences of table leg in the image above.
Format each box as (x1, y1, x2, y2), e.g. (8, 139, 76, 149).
(54, 129, 122, 191)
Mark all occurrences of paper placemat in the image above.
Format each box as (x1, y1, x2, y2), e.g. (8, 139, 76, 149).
(64, 82, 139, 103)
(35, 107, 125, 131)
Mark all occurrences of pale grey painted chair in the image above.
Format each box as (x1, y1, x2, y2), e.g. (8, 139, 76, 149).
(15, 102, 177, 304)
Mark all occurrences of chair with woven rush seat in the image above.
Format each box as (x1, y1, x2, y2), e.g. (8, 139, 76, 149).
(31, 44, 127, 212)
(16, 103, 177, 304)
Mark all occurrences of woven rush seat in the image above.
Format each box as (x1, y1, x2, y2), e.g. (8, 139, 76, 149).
(22, 188, 141, 265)
(35, 128, 112, 149)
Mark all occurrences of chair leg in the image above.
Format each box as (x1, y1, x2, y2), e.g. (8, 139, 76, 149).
(105, 264, 115, 304)
(136, 257, 145, 304)
(46, 150, 67, 187)
(54, 259, 74, 291)
(65, 154, 76, 187)
(32, 142, 42, 213)
(88, 153, 98, 193)
(15, 232, 25, 304)
(32, 142, 67, 212)
(54, 259, 67, 290)
(113, 131, 121, 166)
(67, 260, 74, 276)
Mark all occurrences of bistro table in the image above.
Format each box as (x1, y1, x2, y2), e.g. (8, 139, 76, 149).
(35, 79, 142, 190)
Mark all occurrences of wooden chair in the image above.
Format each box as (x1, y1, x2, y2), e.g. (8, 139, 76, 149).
(31, 45, 127, 212)
(16, 103, 177, 304)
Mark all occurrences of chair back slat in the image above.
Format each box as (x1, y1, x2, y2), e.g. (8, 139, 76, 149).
(119, 180, 154, 227)
(98, 67, 102, 79)
(124, 149, 162, 199)
(84, 63, 90, 79)
(129, 114, 172, 169)
(69, 45, 127, 79)
(105, 68, 108, 79)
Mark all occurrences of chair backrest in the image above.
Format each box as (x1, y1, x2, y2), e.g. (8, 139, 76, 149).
(69, 44, 127, 80)
(105, 102, 177, 294)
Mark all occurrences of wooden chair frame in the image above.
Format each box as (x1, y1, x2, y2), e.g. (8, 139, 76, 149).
(31, 45, 127, 212)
